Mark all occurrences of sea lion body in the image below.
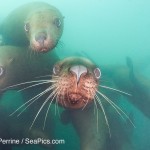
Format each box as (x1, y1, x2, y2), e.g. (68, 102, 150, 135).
(3, 56, 137, 150)
(0, 46, 59, 94)
(0, 45, 58, 149)
(101, 59, 150, 118)
(49, 57, 136, 150)
(0, 2, 64, 52)
(51, 57, 107, 150)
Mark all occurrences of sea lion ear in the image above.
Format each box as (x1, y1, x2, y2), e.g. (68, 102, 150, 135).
(24, 22, 30, 32)
(94, 68, 101, 79)
(53, 64, 61, 75)
(53, 18, 62, 28)
(0, 66, 5, 77)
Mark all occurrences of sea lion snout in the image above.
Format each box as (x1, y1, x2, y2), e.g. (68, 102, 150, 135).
(35, 32, 47, 44)
(70, 65, 87, 83)
(31, 31, 53, 52)
(34, 32, 48, 52)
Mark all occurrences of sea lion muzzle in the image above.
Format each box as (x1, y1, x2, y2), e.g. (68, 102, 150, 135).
(70, 65, 87, 83)
(35, 32, 47, 45)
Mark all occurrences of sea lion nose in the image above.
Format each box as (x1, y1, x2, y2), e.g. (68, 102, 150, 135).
(70, 65, 87, 82)
(35, 32, 47, 45)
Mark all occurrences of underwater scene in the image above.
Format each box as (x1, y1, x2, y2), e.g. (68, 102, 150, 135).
(0, 0, 150, 150)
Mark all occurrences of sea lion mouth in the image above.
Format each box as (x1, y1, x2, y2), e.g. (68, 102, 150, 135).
(31, 37, 55, 52)
(68, 93, 86, 105)
(58, 92, 90, 109)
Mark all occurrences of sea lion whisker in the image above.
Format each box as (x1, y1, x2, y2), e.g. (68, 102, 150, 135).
(93, 98, 99, 132)
(55, 95, 61, 117)
(43, 88, 60, 130)
(30, 87, 59, 130)
(93, 97, 98, 115)
(17, 86, 57, 117)
(18, 81, 55, 92)
(35, 75, 59, 79)
(97, 90, 125, 120)
(95, 94, 111, 137)
(82, 99, 89, 110)
(99, 85, 131, 96)
(96, 90, 135, 127)
(10, 85, 57, 116)
(61, 90, 67, 107)
(4, 80, 54, 90)
(54, 88, 61, 116)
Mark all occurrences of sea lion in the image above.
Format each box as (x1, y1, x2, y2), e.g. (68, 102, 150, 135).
(7, 56, 136, 150)
(49, 57, 136, 150)
(0, 2, 64, 52)
(50, 57, 108, 150)
(100, 58, 150, 119)
(0, 45, 59, 95)
(0, 45, 59, 149)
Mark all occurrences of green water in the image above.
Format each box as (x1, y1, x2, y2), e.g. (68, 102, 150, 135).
(0, 0, 150, 150)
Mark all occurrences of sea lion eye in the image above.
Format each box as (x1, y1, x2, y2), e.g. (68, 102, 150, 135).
(53, 64, 60, 75)
(94, 68, 101, 79)
(54, 18, 61, 28)
(24, 23, 30, 32)
(0, 66, 4, 77)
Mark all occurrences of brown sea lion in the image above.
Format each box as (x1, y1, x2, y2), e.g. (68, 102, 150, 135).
(49, 57, 135, 150)
(100, 58, 150, 119)
(0, 45, 59, 95)
(0, 2, 64, 52)
(51, 57, 108, 150)
(0, 46, 59, 150)
(7, 56, 136, 150)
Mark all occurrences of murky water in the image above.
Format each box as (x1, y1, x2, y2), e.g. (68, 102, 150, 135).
(0, 0, 150, 150)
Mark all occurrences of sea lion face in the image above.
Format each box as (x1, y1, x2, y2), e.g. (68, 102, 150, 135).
(52, 57, 101, 109)
(24, 9, 64, 52)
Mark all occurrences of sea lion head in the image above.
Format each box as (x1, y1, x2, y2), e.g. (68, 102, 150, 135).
(52, 57, 101, 109)
(24, 7, 64, 53)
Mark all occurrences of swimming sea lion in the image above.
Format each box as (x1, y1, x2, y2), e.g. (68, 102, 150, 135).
(100, 58, 150, 119)
(50, 57, 108, 150)
(0, 45, 59, 149)
(8, 56, 136, 150)
(0, 2, 64, 52)
(50, 57, 135, 150)
(0, 45, 59, 95)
